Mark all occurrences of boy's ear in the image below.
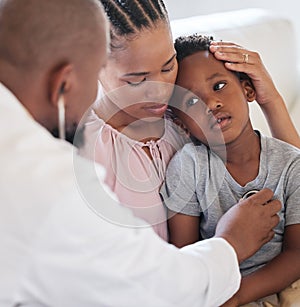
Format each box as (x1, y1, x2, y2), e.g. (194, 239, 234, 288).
(241, 80, 256, 102)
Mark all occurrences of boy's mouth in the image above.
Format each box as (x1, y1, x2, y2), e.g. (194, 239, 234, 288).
(211, 113, 232, 130)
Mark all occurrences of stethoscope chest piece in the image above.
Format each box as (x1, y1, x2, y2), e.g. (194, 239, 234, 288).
(241, 189, 260, 200)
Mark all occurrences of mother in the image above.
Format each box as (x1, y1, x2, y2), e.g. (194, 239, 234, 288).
(81, 0, 300, 240)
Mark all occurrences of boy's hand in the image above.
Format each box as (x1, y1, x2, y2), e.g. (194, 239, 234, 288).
(215, 188, 281, 263)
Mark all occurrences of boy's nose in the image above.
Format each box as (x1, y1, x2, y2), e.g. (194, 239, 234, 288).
(206, 101, 223, 114)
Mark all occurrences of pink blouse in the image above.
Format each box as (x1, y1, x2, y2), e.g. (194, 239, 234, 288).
(81, 109, 188, 241)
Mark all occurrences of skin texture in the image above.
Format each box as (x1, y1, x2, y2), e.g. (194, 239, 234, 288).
(173, 51, 257, 157)
(96, 26, 300, 148)
(0, 0, 284, 297)
(93, 14, 284, 262)
(0, 0, 109, 143)
(210, 41, 300, 149)
(221, 225, 300, 306)
(97, 22, 178, 142)
(173, 51, 260, 186)
(168, 50, 300, 306)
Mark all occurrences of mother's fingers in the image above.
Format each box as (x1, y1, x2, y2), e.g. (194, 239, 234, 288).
(210, 41, 280, 106)
(210, 40, 242, 48)
(213, 50, 256, 65)
(210, 43, 262, 63)
(242, 53, 249, 64)
(210, 42, 243, 53)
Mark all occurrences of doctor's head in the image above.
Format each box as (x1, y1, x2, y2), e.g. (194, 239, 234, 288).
(0, 0, 109, 145)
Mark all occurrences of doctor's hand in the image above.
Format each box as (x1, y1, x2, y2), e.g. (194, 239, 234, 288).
(209, 41, 282, 107)
(215, 188, 281, 264)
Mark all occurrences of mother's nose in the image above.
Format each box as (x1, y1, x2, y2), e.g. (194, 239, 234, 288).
(145, 81, 174, 102)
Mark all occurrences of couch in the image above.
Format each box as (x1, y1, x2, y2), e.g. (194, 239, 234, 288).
(170, 8, 300, 136)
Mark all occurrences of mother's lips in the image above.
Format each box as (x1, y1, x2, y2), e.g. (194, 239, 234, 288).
(143, 103, 168, 115)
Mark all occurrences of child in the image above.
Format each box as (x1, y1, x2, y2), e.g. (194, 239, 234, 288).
(160, 34, 300, 306)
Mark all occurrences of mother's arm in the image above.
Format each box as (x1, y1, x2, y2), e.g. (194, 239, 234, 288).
(210, 41, 300, 148)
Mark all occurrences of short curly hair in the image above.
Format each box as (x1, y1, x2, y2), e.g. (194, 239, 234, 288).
(175, 33, 250, 82)
(175, 34, 214, 62)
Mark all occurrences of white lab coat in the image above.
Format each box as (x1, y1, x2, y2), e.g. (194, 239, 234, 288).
(0, 83, 240, 307)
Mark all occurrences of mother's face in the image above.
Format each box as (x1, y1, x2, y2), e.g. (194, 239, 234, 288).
(98, 22, 178, 120)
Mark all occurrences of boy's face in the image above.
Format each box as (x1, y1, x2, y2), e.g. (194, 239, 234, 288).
(172, 50, 255, 147)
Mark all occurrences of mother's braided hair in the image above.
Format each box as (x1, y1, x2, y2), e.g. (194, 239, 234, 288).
(99, 0, 169, 37)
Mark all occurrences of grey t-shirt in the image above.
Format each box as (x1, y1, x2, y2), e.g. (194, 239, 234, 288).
(160, 133, 300, 276)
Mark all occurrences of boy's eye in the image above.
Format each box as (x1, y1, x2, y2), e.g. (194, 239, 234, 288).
(213, 82, 226, 91)
(186, 97, 199, 106)
(127, 78, 146, 87)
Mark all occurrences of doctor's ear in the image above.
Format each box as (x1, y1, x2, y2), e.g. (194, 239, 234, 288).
(49, 63, 74, 106)
(59, 82, 66, 95)
(241, 79, 256, 102)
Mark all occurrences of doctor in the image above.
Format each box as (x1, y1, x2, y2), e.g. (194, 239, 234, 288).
(0, 0, 280, 306)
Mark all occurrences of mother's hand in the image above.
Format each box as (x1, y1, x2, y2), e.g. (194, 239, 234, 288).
(209, 41, 281, 106)
(210, 41, 300, 148)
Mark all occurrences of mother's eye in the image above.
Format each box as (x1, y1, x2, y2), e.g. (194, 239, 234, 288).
(162, 63, 175, 73)
(127, 78, 146, 87)
(213, 82, 226, 91)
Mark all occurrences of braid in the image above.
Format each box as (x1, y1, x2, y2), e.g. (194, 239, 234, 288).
(150, 0, 168, 20)
(99, 0, 169, 37)
(101, 0, 135, 35)
(117, 1, 152, 30)
(133, 1, 156, 25)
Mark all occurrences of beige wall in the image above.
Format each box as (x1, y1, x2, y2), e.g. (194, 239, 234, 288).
(164, 0, 300, 53)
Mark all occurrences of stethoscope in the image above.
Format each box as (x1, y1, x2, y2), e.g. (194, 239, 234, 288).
(241, 189, 260, 200)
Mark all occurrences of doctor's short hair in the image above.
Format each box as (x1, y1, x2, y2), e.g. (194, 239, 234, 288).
(174, 33, 250, 82)
(0, 0, 105, 70)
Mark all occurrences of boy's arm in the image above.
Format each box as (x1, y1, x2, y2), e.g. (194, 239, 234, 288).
(168, 210, 200, 247)
(222, 224, 300, 306)
(160, 144, 203, 246)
